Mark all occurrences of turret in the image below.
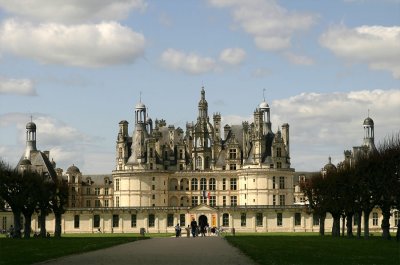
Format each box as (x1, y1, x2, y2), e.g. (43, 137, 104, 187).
(24, 121, 37, 160)
(363, 116, 375, 150)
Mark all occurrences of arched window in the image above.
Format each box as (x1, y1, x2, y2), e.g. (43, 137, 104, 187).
(209, 178, 216, 190)
(222, 213, 229, 227)
(200, 178, 207, 190)
(191, 178, 198, 190)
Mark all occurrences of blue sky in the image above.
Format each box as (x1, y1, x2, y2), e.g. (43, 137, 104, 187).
(0, 0, 399, 174)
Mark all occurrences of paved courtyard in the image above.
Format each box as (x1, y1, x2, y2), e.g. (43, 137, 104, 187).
(37, 236, 256, 265)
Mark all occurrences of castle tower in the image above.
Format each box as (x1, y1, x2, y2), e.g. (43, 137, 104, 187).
(24, 121, 37, 160)
(363, 116, 375, 150)
(127, 101, 149, 166)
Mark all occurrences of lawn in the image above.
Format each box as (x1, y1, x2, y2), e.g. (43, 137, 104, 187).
(0, 234, 149, 265)
(225, 234, 400, 265)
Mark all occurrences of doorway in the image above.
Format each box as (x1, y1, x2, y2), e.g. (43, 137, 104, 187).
(198, 215, 208, 227)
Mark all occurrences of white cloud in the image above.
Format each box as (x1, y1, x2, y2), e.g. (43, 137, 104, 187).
(320, 25, 400, 78)
(160, 49, 217, 74)
(0, 77, 36, 95)
(0, 0, 147, 23)
(0, 19, 146, 67)
(208, 0, 316, 51)
(283, 52, 314, 66)
(219, 48, 246, 65)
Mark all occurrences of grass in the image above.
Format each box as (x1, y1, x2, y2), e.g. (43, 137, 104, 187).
(0, 234, 149, 265)
(225, 234, 400, 265)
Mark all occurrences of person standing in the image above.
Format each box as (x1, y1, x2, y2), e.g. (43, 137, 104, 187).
(175, 223, 181, 237)
(190, 218, 197, 237)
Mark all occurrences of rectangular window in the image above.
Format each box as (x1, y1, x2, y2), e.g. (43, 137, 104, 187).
(273, 195, 276, 206)
(152, 185, 155, 190)
(86, 187, 91, 195)
(256, 213, 263, 226)
(230, 196, 237, 206)
(230, 178, 237, 190)
(86, 200, 91, 208)
(229, 148, 237, 159)
(112, 214, 119, 228)
(276, 147, 281, 157)
(95, 188, 100, 195)
(272, 176, 276, 189)
(209, 196, 216, 207)
(148, 214, 155, 227)
(74, 215, 80, 228)
(201, 196, 207, 204)
(222, 213, 229, 227)
(95, 200, 100, 207)
(222, 178, 226, 190)
(279, 195, 285, 206)
(209, 178, 216, 190)
(191, 196, 198, 206)
(313, 214, 320, 226)
(152, 194, 155, 200)
(104, 188, 109, 195)
(115, 196, 119, 207)
(295, 213, 301, 226)
(277, 162, 282, 169)
(131, 214, 137, 227)
(223, 196, 226, 206)
(277, 213, 282, 227)
(241, 213, 246, 227)
(167, 214, 174, 227)
(180, 214, 185, 227)
(115, 179, 120, 191)
(104, 200, 109, 207)
(229, 164, 236, 170)
(279, 176, 285, 189)
(372, 212, 378, 226)
(93, 215, 100, 228)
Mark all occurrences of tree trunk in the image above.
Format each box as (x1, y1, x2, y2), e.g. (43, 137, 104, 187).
(346, 213, 354, 237)
(54, 211, 62, 238)
(356, 211, 362, 238)
(364, 209, 371, 239)
(380, 206, 391, 240)
(341, 215, 345, 237)
(319, 212, 326, 236)
(23, 214, 32, 239)
(39, 211, 47, 238)
(12, 210, 22, 239)
(332, 214, 341, 237)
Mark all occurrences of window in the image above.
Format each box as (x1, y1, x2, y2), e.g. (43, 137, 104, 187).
(313, 214, 320, 226)
(295, 213, 301, 226)
(273, 195, 276, 206)
(191, 196, 198, 206)
(209, 196, 216, 207)
(229, 149, 237, 159)
(372, 212, 378, 226)
(200, 178, 207, 190)
(152, 194, 155, 200)
(113, 215, 119, 228)
(95, 200, 100, 207)
(115, 179, 120, 191)
(119, 147, 123, 158)
(74, 215, 80, 228)
(149, 148, 153, 158)
(222, 178, 226, 190)
(277, 162, 282, 169)
(241, 213, 246, 227)
(230, 196, 237, 206)
(104, 188, 109, 195)
(152, 184, 155, 190)
(222, 213, 229, 227)
(279, 177, 285, 189)
(272, 176, 276, 189)
(201, 195, 207, 204)
(95, 188, 100, 195)
(229, 164, 236, 170)
(167, 214, 174, 227)
(148, 214, 155, 227)
(395, 211, 400, 226)
(179, 164, 183, 170)
(86, 200, 91, 207)
(277, 213, 282, 226)
(223, 196, 226, 206)
(180, 214, 185, 227)
(191, 178, 198, 190)
(115, 196, 120, 207)
(86, 187, 91, 195)
(104, 200, 109, 207)
(196, 156, 202, 169)
(93, 215, 100, 228)
(209, 178, 216, 190)
(179, 149, 183, 159)
(230, 178, 237, 190)
(256, 213, 263, 226)
(276, 147, 281, 157)
(130, 214, 136, 227)
(279, 195, 285, 206)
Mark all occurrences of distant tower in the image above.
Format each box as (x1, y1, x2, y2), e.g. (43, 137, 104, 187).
(127, 101, 149, 166)
(363, 115, 375, 150)
(24, 120, 37, 160)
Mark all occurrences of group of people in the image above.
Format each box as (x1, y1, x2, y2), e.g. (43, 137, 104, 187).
(175, 218, 215, 238)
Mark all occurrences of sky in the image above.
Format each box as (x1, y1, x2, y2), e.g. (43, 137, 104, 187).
(0, 0, 399, 174)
